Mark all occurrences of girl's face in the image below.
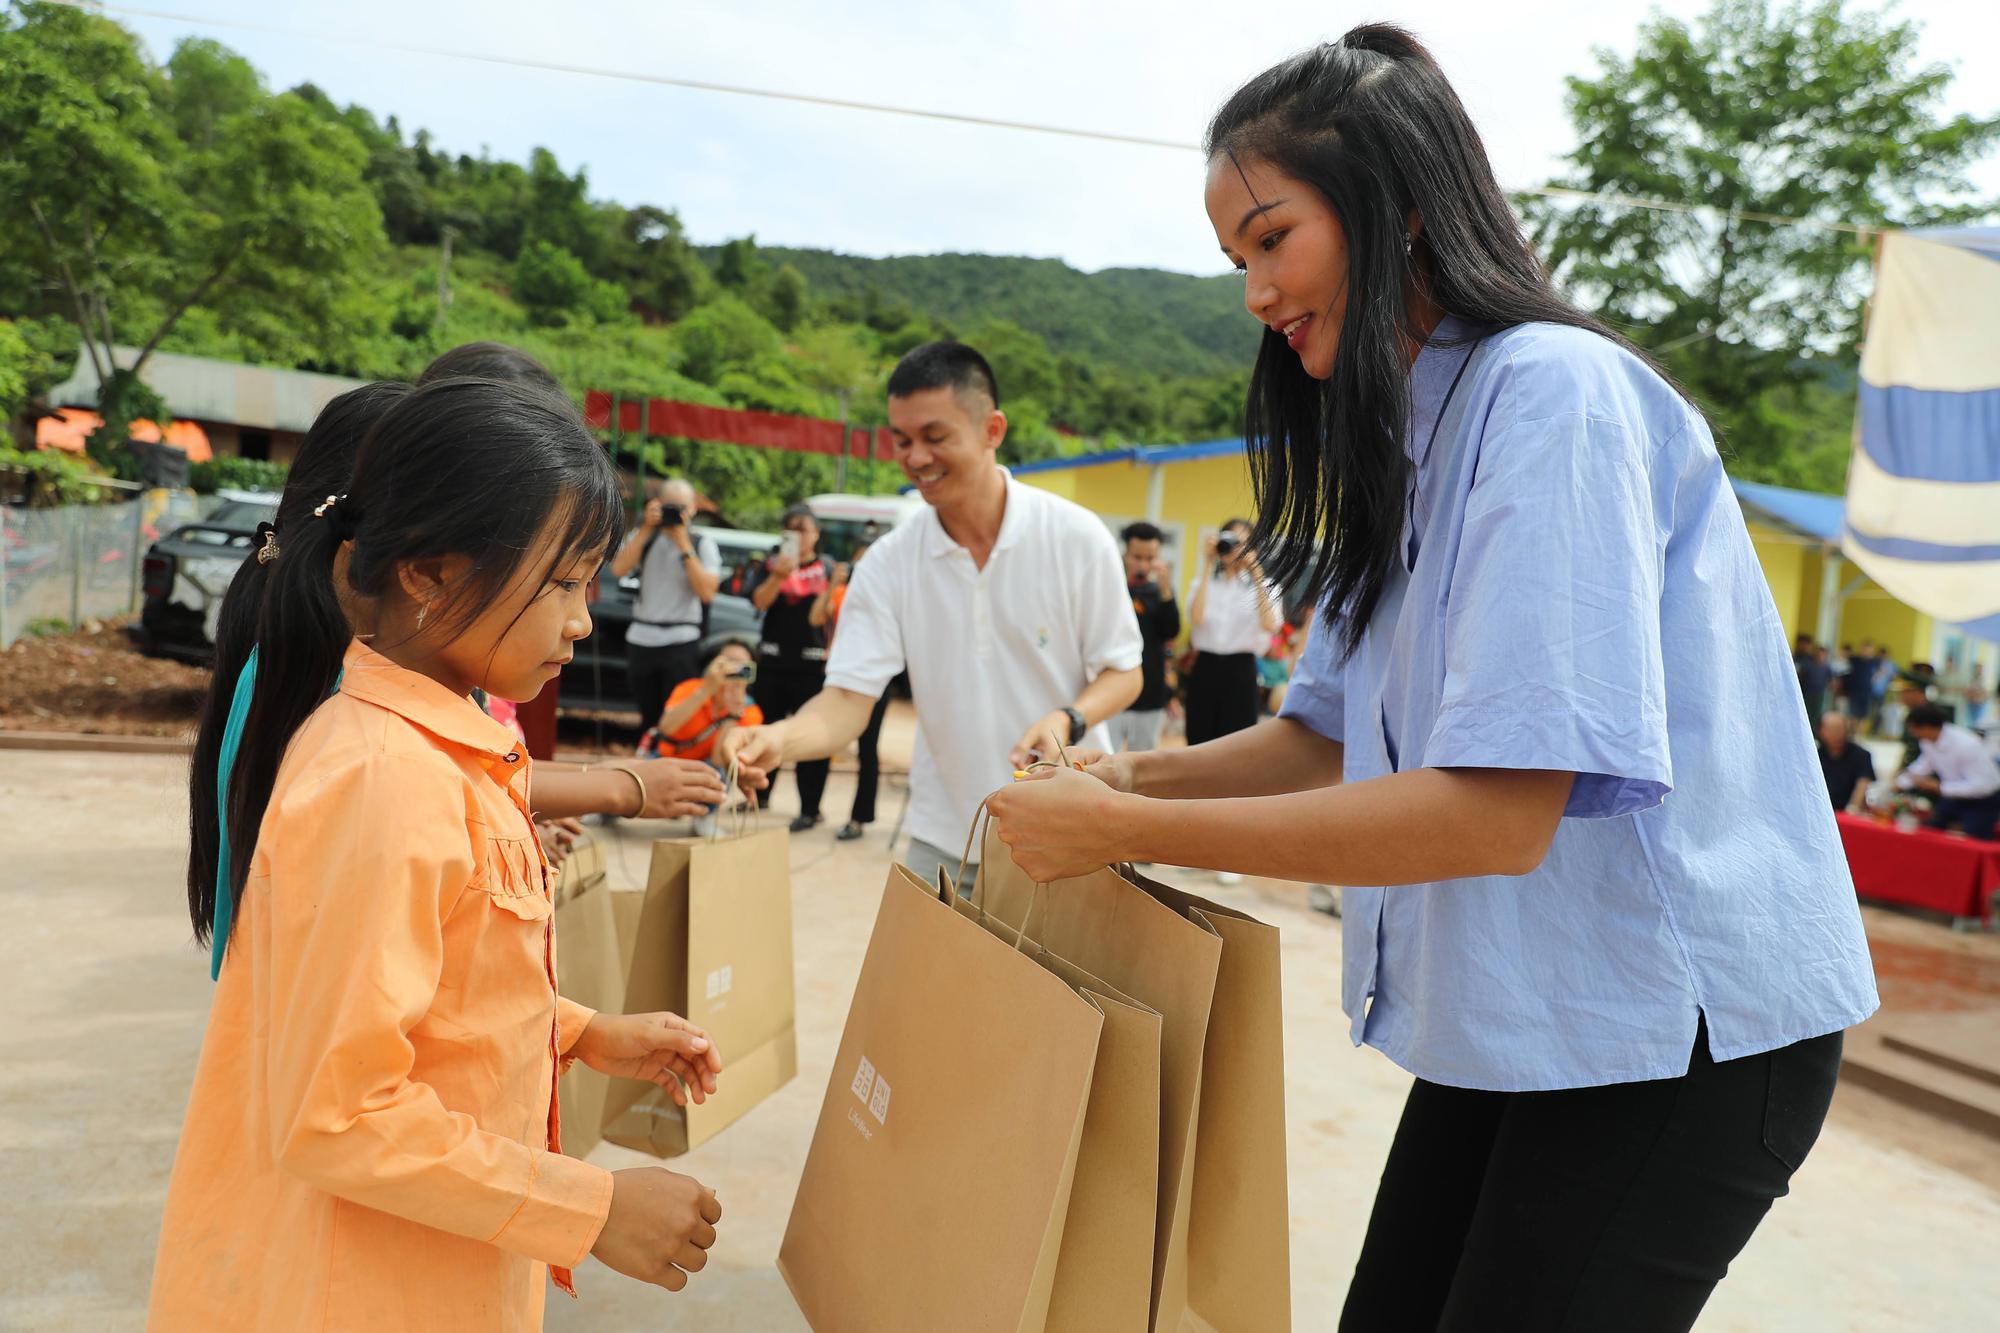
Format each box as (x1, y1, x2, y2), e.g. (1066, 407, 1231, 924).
(1205, 154, 1350, 381)
(406, 514, 605, 704)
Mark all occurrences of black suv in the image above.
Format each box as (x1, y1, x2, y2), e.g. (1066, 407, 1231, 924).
(131, 493, 280, 663)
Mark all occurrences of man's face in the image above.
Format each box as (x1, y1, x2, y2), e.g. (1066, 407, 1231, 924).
(1124, 538, 1161, 583)
(1910, 723, 1943, 744)
(1818, 715, 1849, 749)
(1901, 687, 1926, 708)
(887, 386, 1004, 510)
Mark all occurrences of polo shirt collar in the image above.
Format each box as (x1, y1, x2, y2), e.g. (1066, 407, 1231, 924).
(923, 466, 1024, 560)
(336, 639, 525, 761)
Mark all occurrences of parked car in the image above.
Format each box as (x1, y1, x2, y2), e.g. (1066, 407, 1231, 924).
(557, 525, 779, 721)
(131, 491, 280, 663)
(804, 491, 925, 561)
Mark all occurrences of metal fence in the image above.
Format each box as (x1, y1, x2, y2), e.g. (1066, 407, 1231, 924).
(0, 491, 208, 650)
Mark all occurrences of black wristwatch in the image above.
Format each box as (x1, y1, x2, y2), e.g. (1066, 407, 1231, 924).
(1062, 706, 1087, 744)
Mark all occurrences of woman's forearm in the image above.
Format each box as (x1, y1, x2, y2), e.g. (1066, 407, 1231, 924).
(1127, 716, 1343, 799)
(1108, 766, 1573, 885)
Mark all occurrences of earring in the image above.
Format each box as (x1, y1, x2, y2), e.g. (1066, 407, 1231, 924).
(416, 602, 430, 631)
(1403, 233, 1414, 257)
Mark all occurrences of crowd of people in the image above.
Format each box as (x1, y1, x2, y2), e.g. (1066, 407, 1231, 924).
(1799, 633, 2000, 839)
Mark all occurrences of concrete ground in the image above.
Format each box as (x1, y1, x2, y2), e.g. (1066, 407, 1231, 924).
(4, 743, 1999, 1331)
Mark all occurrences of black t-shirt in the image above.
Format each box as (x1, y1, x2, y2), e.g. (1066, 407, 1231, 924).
(747, 555, 831, 672)
(1817, 742, 1875, 811)
(1129, 577, 1182, 711)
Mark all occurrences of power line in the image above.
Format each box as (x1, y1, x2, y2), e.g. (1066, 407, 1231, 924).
(69, 0, 1882, 239)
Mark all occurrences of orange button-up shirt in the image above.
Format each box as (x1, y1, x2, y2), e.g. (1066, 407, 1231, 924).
(150, 641, 614, 1331)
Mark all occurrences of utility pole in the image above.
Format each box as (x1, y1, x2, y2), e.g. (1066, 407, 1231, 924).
(834, 388, 850, 494)
(435, 225, 455, 330)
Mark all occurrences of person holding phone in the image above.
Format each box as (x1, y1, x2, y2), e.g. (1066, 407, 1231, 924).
(746, 504, 836, 832)
(610, 478, 721, 737)
(1185, 518, 1282, 747)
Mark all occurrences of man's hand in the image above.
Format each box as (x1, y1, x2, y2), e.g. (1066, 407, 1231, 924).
(591, 1168, 721, 1293)
(699, 654, 737, 692)
(767, 551, 799, 579)
(1009, 709, 1075, 770)
(718, 724, 781, 793)
(669, 523, 695, 555)
(573, 1011, 723, 1105)
(641, 498, 664, 533)
(1912, 775, 1943, 795)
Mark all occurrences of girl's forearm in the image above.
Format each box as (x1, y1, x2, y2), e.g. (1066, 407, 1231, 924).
(1126, 716, 1343, 799)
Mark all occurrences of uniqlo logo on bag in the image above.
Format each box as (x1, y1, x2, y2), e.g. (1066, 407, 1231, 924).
(848, 1055, 891, 1127)
(850, 1056, 876, 1103)
(868, 1075, 891, 1124)
(705, 964, 734, 1001)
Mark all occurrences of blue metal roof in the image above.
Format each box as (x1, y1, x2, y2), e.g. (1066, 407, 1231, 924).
(1729, 479, 1845, 542)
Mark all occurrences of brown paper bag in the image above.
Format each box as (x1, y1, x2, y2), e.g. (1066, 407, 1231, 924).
(601, 824, 797, 1156)
(950, 882, 1163, 1333)
(1121, 867, 1291, 1333)
(979, 829, 1272, 1333)
(552, 834, 622, 1161)
(779, 865, 1109, 1333)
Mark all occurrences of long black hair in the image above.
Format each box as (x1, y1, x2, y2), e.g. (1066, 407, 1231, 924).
(185, 381, 409, 947)
(186, 377, 622, 952)
(1206, 25, 1676, 656)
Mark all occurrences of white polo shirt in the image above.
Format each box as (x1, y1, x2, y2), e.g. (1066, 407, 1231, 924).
(1188, 570, 1278, 656)
(825, 471, 1144, 858)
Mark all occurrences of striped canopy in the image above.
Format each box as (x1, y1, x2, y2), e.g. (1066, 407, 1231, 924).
(1846, 226, 2000, 643)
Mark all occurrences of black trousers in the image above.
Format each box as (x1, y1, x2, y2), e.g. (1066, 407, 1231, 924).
(1340, 1021, 1843, 1333)
(627, 639, 701, 731)
(1927, 791, 2000, 840)
(848, 689, 892, 825)
(756, 667, 830, 819)
(1184, 650, 1260, 746)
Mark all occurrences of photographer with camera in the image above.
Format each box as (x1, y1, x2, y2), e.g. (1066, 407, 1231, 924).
(611, 478, 721, 737)
(745, 504, 838, 832)
(1185, 518, 1281, 748)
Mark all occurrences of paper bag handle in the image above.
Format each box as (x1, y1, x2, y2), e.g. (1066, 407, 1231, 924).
(951, 795, 1047, 953)
(709, 758, 756, 842)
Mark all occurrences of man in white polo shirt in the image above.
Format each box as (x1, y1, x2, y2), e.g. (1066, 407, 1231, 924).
(722, 341, 1143, 890)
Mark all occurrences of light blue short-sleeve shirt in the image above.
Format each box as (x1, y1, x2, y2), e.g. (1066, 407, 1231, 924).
(1280, 318, 1878, 1091)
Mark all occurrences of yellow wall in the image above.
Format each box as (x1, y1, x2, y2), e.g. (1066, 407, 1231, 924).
(1749, 529, 1809, 644)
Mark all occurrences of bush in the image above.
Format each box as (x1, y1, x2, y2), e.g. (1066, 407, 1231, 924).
(189, 456, 289, 494)
(512, 241, 629, 327)
(0, 444, 113, 507)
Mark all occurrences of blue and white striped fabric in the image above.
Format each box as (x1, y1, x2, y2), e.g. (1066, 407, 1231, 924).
(1846, 226, 2000, 643)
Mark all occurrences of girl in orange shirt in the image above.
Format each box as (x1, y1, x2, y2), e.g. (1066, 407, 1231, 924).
(154, 378, 725, 1330)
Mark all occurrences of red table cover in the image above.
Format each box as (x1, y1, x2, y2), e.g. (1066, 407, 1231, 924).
(1835, 812, 2000, 920)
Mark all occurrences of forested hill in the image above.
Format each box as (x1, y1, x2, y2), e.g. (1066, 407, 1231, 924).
(726, 247, 1257, 380)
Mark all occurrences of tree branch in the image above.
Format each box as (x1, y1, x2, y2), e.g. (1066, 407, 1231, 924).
(132, 237, 249, 374)
(24, 193, 108, 385)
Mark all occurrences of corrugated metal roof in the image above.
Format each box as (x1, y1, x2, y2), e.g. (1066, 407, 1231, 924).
(1011, 437, 1250, 475)
(1730, 478, 1845, 542)
(46, 344, 370, 434)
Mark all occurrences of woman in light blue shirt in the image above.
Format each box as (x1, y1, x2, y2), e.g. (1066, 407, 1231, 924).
(987, 25, 1877, 1333)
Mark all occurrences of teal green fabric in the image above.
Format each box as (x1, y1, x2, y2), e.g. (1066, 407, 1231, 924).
(211, 651, 343, 979)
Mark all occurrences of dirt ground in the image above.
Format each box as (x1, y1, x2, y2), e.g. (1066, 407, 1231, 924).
(0, 619, 206, 737)
(4, 745, 2000, 1331)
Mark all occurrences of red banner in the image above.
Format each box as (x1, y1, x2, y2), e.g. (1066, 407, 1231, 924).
(585, 391, 898, 462)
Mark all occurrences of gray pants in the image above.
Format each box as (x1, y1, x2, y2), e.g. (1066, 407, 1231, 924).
(905, 837, 980, 900)
(1110, 708, 1166, 753)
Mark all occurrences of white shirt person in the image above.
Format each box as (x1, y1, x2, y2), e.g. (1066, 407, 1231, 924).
(721, 342, 1142, 889)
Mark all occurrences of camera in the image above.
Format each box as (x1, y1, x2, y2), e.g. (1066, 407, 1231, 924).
(659, 502, 685, 528)
(729, 663, 757, 683)
(1216, 531, 1242, 558)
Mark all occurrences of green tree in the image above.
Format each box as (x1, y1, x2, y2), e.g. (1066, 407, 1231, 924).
(714, 235, 769, 292)
(1, 5, 387, 467)
(764, 263, 809, 333)
(512, 240, 627, 326)
(671, 295, 783, 384)
(1525, 0, 1999, 485)
(163, 37, 262, 151)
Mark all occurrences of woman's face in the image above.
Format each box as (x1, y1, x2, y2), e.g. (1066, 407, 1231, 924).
(414, 514, 604, 704)
(1205, 153, 1350, 381)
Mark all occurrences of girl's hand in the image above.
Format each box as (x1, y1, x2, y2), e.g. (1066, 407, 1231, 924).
(574, 1012, 723, 1105)
(592, 1168, 721, 1292)
(537, 816, 586, 866)
(625, 758, 730, 819)
(986, 765, 1132, 882)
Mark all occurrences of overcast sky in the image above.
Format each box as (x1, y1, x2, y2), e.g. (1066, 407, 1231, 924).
(108, 0, 2000, 276)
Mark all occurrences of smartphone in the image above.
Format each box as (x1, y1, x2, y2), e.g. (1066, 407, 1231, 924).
(779, 532, 801, 562)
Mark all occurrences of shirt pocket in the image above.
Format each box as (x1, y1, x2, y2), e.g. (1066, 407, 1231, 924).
(469, 832, 553, 923)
